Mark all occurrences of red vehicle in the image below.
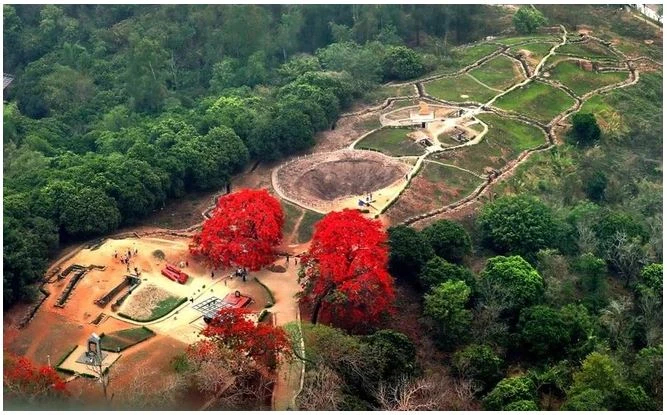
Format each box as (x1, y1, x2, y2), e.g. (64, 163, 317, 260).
(161, 264, 189, 284)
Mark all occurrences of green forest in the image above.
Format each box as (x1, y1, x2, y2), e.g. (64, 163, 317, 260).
(2, 4, 663, 411)
(3, 4, 506, 307)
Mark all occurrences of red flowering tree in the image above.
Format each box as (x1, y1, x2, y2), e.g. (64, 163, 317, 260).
(299, 209, 395, 331)
(201, 307, 291, 363)
(184, 308, 292, 399)
(4, 355, 68, 405)
(191, 189, 284, 271)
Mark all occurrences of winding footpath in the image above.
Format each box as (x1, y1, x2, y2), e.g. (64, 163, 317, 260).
(373, 26, 641, 225)
(279, 26, 643, 227)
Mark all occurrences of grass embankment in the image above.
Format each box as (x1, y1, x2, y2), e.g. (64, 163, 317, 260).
(361, 84, 416, 105)
(355, 127, 424, 156)
(100, 327, 156, 352)
(498, 34, 560, 45)
(494, 81, 575, 124)
(557, 40, 618, 61)
(297, 210, 324, 243)
(549, 61, 628, 96)
(119, 296, 187, 322)
(430, 43, 499, 75)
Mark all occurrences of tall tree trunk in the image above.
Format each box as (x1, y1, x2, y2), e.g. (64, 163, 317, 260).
(311, 295, 324, 324)
(311, 284, 334, 324)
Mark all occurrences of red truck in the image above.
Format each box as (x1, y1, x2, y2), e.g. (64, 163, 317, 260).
(161, 264, 189, 284)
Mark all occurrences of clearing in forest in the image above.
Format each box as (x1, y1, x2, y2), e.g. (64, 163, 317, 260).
(441, 43, 500, 72)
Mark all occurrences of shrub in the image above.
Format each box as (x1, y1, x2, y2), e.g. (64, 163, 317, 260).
(421, 219, 472, 264)
(571, 113, 601, 146)
(483, 376, 537, 410)
(453, 344, 504, 392)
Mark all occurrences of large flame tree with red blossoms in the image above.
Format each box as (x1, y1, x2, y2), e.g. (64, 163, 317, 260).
(299, 209, 395, 331)
(191, 189, 284, 271)
(3, 355, 68, 405)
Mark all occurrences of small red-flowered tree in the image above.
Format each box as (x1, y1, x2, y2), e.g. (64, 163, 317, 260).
(200, 308, 291, 365)
(299, 209, 395, 331)
(185, 308, 292, 401)
(191, 189, 284, 271)
(4, 355, 68, 405)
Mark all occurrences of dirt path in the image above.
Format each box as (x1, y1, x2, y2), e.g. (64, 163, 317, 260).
(251, 261, 303, 410)
(288, 210, 307, 245)
(405, 26, 644, 226)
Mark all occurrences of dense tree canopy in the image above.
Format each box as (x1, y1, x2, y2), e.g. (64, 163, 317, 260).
(191, 189, 284, 271)
(453, 344, 504, 393)
(388, 225, 435, 283)
(478, 195, 560, 257)
(421, 219, 472, 264)
(480, 255, 545, 314)
(424, 280, 472, 348)
(512, 6, 548, 34)
(419, 256, 477, 293)
(564, 352, 655, 411)
(483, 376, 537, 410)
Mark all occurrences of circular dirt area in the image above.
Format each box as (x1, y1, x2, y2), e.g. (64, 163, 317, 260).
(274, 149, 411, 212)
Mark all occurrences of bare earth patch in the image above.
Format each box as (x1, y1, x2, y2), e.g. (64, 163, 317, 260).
(274, 149, 411, 212)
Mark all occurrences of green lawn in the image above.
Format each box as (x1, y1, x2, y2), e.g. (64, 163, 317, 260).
(425, 74, 497, 103)
(549, 61, 628, 96)
(494, 81, 575, 124)
(282, 201, 302, 236)
(509, 42, 556, 64)
(100, 327, 155, 352)
(497, 34, 560, 45)
(469, 55, 523, 90)
(557, 41, 618, 61)
(297, 210, 324, 243)
(355, 127, 425, 156)
(434, 115, 546, 175)
(420, 162, 484, 205)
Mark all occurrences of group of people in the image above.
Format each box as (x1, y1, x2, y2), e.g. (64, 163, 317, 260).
(113, 247, 139, 273)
